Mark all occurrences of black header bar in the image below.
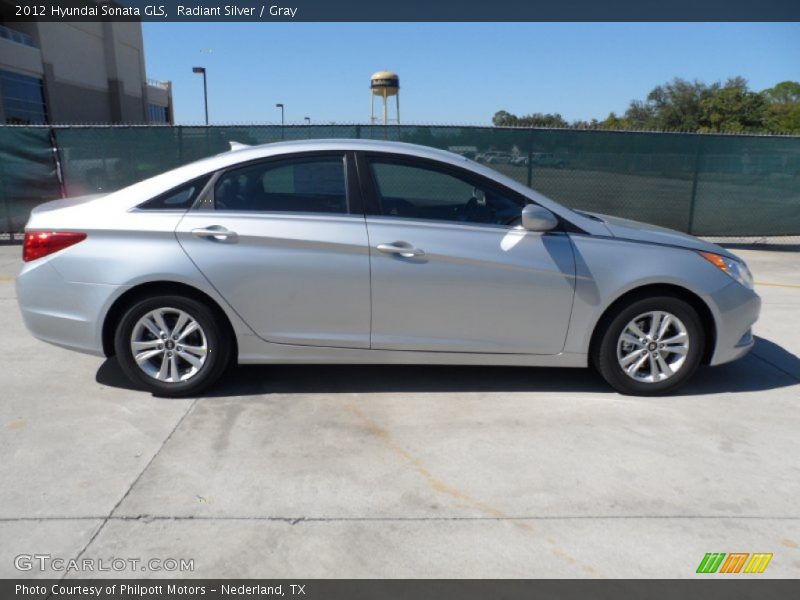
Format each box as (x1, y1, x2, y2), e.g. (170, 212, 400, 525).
(2, 0, 800, 22)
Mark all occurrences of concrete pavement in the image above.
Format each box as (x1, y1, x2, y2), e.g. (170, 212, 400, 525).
(0, 244, 798, 578)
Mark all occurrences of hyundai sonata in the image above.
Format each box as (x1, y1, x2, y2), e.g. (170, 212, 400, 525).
(17, 139, 760, 396)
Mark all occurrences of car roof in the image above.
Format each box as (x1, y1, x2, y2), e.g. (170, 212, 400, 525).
(219, 138, 471, 167)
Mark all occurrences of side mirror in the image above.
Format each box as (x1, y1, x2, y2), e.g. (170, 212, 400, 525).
(520, 204, 558, 232)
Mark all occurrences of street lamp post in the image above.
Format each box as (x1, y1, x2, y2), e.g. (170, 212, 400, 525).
(192, 67, 208, 125)
(275, 103, 284, 139)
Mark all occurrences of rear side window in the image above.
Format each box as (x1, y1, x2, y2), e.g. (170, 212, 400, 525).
(213, 155, 347, 214)
(138, 175, 211, 210)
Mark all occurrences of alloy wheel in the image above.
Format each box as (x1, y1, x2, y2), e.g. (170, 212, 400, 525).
(616, 310, 690, 383)
(130, 307, 208, 383)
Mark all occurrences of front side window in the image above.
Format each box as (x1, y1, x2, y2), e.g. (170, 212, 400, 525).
(368, 158, 524, 225)
(214, 155, 347, 214)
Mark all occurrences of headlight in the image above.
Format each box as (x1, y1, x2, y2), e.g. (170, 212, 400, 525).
(699, 251, 754, 290)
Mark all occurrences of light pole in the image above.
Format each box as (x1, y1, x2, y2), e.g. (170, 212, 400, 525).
(275, 103, 284, 139)
(192, 67, 208, 125)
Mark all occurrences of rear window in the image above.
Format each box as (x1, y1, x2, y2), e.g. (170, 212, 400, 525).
(137, 175, 212, 210)
(213, 155, 347, 213)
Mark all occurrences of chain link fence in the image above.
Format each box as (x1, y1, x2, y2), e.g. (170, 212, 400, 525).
(1, 124, 799, 240)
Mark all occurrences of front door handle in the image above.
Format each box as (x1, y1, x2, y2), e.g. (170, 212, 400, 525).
(376, 242, 425, 258)
(191, 226, 238, 242)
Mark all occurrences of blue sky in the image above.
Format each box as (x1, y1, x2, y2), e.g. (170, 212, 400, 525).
(142, 22, 800, 125)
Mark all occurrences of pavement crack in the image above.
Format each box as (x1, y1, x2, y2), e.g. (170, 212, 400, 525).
(50, 398, 199, 589)
(4, 514, 800, 523)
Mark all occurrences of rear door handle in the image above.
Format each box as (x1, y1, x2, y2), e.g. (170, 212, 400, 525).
(191, 226, 238, 242)
(376, 242, 425, 258)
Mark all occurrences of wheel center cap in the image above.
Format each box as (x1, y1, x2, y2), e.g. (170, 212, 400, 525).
(647, 341, 657, 351)
(165, 340, 175, 350)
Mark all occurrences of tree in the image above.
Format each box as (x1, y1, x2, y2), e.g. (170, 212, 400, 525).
(639, 78, 720, 130)
(698, 78, 767, 132)
(765, 103, 800, 133)
(621, 101, 654, 128)
(492, 110, 517, 127)
(762, 81, 800, 133)
(600, 112, 627, 129)
(521, 113, 568, 128)
(492, 78, 800, 133)
(612, 77, 799, 133)
(763, 81, 800, 105)
(492, 111, 568, 128)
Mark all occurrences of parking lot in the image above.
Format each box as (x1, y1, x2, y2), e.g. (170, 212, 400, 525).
(0, 243, 798, 579)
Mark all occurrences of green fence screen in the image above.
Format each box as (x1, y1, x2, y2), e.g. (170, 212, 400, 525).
(1, 125, 799, 238)
(0, 127, 61, 237)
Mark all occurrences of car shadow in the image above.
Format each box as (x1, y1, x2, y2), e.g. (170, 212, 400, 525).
(95, 336, 799, 398)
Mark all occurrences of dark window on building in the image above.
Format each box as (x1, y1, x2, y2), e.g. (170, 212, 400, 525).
(0, 69, 47, 124)
(148, 103, 169, 123)
(0, 24, 36, 47)
(138, 175, 211, 210)
(214, 155, 348, 214)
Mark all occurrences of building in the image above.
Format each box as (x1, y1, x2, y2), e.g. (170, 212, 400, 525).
(0, 7, 173, 124)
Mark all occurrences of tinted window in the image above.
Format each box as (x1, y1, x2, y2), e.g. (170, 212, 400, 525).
(214, 156, 347, 214)
(148, 104, 169, 123)
(138, 175, 211, 210)
(1, 69, 47, 124)
(369, 159, 523, 225)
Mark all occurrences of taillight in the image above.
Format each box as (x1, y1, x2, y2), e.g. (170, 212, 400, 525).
(23, 231, 87, 262)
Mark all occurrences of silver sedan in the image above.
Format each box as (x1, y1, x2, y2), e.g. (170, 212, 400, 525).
(16, 140, 760, 396)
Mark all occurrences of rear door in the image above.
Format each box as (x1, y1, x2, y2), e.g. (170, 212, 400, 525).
(359, 153, 576, 354)
(176, 152, 371, 349)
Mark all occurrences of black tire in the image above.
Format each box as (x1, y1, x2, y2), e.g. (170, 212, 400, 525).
(592, 295, 705, 396)
(114, 294, 232, 397)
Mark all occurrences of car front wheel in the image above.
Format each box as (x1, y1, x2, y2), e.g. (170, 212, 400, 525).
(593, 295, 705, 396)
(114, 294, 232, 397)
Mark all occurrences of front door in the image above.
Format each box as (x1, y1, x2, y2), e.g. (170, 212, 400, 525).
(362, 154, 576, 354)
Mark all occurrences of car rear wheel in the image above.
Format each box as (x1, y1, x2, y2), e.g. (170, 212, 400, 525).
(114, 295, 232, 397)
(593, 295, 705, 396)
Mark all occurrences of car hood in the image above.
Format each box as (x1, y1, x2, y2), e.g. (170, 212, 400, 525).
(587, 212, 735, 258)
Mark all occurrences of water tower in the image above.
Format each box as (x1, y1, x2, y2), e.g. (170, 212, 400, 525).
(370, 71, 400, 125)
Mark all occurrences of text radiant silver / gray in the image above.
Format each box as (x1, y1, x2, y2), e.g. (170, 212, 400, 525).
(16, 139, 760, 396)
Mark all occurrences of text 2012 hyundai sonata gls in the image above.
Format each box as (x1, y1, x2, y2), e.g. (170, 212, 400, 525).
(17, 139, 760, 396)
